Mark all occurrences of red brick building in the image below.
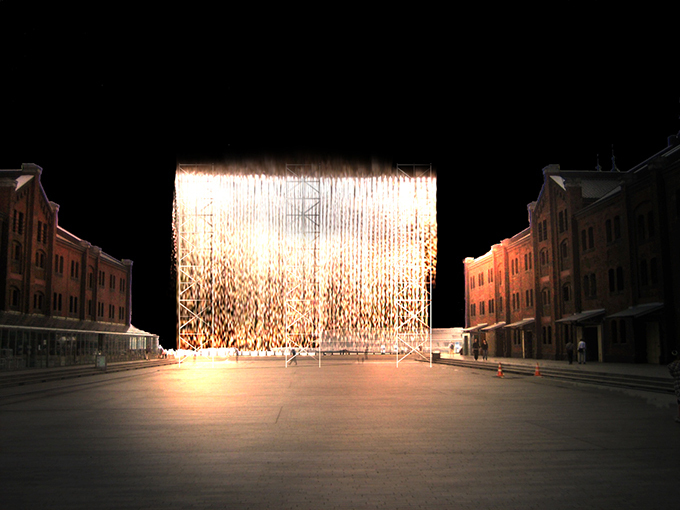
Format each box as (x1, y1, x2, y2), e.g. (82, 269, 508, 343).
(464, 135, 680, 364)
(0, 163, 157, 369)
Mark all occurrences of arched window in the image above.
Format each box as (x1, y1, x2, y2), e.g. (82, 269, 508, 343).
(562, 283, 571, 302)
(35, 250, 46, 269)
(639, 259, 648, 286)
(33, 292, 45, 312)
(9, 287, 21, 310)
(12, 241, 22, 261)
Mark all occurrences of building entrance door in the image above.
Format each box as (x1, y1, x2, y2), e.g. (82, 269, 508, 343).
(583, 326, 600, 362)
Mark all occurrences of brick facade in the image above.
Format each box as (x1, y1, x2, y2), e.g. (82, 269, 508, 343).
(464, 136, 680, 364)
(0, 164, 132, 327)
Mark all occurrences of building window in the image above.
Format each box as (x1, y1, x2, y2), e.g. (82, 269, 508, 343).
(489, 299, 495, 314)
(69, 296, 79, 315)
(542, 288, 550, 306)
(53, 293, 62, 312)
(70, 260, 79, 279)
(498, 296, 503, 313)
(9, 287, 21, 310)
(609, 268, 624, 292)
(110, 274, 116, 290)
(55, 255, 64, 275)
(98, 270, 105, 287)
(616, 266, 624, 292)
(33, 292, 44, 312)
(12, 241, 22, 261)
(562, 284, 571, 302)
(606, 219, 612, 243)
(589, 273, 596, 297)
(13, 210, 24, 234)
(119, 277, 126, 292)
(480, 301, 485, 315)
(35, 250, 46, 269)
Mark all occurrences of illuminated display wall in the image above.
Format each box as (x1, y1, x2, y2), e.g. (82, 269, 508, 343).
(174, 162, 437, 352)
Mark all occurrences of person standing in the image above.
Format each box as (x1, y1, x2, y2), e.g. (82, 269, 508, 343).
(481, 339, 489, 361)
(668, 350, 680, 423)
(577, 339, 586, 364)
(472, 338, 480, 361)
(565, 340, 574, 365)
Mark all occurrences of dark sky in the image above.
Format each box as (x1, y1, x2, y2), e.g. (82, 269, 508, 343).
(2, 2, 678, 347)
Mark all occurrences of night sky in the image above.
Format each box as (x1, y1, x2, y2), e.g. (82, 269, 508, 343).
(2, 3, 678, 348)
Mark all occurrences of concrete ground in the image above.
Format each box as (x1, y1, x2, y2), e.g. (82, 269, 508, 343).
(1, 356, 679, 509)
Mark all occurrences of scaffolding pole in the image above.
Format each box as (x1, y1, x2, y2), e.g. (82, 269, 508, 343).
(176, 164, 214, 358)
(284, 164, 321, 368)
(395, 164, 433, 367)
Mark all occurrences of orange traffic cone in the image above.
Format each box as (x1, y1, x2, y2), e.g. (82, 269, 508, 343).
(534, 363, 542, 377)
(496, 363, 504, 378)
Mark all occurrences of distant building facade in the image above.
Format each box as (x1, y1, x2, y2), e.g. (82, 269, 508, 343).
(0, 163, 158, 370)
(464, 135, 680, 364)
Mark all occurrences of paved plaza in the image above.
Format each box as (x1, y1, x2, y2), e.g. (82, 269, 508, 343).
(1, 356, 679, 509)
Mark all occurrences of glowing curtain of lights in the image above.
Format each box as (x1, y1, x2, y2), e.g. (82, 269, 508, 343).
(174, 163, 437, 351)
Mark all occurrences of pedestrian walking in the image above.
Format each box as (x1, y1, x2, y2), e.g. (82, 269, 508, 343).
(481, 339, 489, 361)
(565, 340, 574, 365)
(668, 350, 680, 423)
(472, 338, 480, 361)
(577, 339, 586, 364)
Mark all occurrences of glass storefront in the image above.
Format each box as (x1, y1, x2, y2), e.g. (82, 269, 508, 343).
(0, 326, 159, 371)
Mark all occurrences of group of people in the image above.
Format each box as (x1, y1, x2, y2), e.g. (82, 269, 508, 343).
(471, 339, 489, 361)
(564, 339, 587, 365)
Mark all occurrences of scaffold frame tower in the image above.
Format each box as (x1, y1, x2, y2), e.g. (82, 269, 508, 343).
(395, 164, 433, 367)
(176, 164, 215, 355)
(284, 164, 321, 367)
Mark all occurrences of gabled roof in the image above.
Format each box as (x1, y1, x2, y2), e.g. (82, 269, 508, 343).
(549, 174, 623, 199)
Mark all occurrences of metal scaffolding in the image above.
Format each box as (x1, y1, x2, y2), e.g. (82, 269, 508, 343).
(284, 164, 321, 367)
(176, 164, 214, 354)
(395, 164, 433, 367)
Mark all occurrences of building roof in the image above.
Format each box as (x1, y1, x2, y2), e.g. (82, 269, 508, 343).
(607, 302, 663, 319)
(550, 174, 623, 199)
(0, 312, 158, 337)
(555, 308, 605, 324)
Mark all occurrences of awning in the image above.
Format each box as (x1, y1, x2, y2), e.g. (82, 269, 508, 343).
(607, 302, 663, 319)
(555, 309, 605, 324)
(504, 318, 535, 329)
(462, 323, 488, 333)
(481, 322, 506, 331)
